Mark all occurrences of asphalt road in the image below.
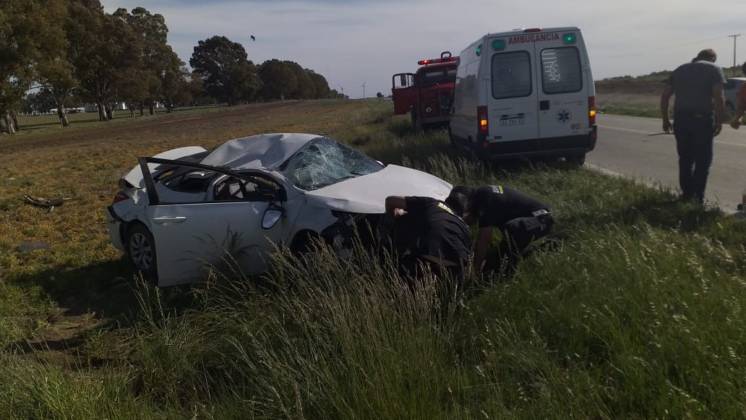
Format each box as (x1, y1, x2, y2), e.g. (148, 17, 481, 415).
(589, 114, 746, 212)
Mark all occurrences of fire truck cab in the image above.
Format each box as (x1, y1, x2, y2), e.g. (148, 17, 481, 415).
(392, 51, 459, 130)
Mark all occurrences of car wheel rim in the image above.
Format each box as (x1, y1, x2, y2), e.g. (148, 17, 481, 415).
(129, 232, 153, 271)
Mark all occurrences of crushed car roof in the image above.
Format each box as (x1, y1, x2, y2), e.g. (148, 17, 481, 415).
(200, 133, 321, 171)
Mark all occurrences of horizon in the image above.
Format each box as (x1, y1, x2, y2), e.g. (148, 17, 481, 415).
(100, 0, 746, 98)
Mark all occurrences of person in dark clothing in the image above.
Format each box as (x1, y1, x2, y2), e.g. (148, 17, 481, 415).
(445, 185, 553, 275)
(384, 195, 471, 282)
(660, 48, 726, 204)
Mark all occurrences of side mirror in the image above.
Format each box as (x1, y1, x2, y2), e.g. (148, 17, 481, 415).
(262, 204, 284, 230)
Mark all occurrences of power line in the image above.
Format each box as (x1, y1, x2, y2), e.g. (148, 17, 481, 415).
(729, 34, 741, 68)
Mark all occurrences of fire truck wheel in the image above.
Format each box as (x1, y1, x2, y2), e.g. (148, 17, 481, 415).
(410, 110, 422, 132)
(448, 126, 456, 146)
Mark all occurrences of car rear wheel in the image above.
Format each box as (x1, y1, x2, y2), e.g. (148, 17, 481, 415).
(126, 223, 158, 284)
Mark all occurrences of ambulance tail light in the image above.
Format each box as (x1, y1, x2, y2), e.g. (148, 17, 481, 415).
(588, 96, 597, 126)
(477, 106, 489, 141)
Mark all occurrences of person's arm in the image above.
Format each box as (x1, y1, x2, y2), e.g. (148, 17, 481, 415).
(473, 226, 492, 274)
(385, 196, 407, 217)
(660, 84, 674, 133)
(712, 82, 725, 136)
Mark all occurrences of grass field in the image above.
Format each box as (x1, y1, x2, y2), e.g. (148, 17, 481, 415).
(2, 99, 746, 418)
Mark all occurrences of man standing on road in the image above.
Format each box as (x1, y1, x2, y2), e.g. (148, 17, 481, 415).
(729, 62, 746, 129)
(445, 185, 553, 276)
(660, 48, 726, 204)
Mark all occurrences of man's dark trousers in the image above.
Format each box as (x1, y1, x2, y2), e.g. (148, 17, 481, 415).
(674, 112, 714, 203)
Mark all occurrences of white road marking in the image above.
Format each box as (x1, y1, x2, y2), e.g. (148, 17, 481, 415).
(599, 124, 746, 148)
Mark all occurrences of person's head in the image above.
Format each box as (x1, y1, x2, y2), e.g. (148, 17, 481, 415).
(445, 186, 473, 220)
(694, 49, 717, 63)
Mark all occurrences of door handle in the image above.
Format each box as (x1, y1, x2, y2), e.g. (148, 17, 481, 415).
(152, 216, 187, 224)
(540, 100, 550, 110)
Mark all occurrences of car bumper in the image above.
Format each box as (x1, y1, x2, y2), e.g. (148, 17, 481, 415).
(106, 206, 124, 251)
(476, 129, 596, 159)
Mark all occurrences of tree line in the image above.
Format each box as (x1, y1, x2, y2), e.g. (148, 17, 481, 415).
(2, 0, 343, 134)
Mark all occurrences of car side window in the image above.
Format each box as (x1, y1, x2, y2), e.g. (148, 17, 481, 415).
(213, 175, 281, 202)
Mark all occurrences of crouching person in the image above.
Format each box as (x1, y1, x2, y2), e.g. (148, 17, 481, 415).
(384, 195, 471, 285)
(445, 185, 553, 276)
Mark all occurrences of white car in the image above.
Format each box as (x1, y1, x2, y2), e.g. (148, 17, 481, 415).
(107, 133, 452, 286)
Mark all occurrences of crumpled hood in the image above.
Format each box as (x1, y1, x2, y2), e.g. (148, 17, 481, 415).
(306, 164, 452, 214)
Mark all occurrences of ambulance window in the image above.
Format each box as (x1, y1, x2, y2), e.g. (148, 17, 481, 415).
(541, 47, 582, 94)
(491, 52, 532, 99)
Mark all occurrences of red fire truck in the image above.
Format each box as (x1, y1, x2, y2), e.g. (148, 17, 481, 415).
(392, 51, 459, 130)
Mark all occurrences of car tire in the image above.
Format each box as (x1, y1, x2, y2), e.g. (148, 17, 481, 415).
(566, 153, 586, 167)
(291, 231, 321, 255)
(126, 223, 159, 284)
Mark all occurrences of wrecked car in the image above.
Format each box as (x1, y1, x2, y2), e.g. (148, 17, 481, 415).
(107, 133, 452, 286)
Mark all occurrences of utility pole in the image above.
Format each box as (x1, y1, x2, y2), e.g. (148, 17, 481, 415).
(729, 34, 741, 73)
(362, 82, 366, 99)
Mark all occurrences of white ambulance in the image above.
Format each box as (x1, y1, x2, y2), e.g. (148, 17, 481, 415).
(450, 27, 596, 164)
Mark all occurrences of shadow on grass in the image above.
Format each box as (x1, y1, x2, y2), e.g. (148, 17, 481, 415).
(562, 190, 746, 244)
(12, 258, 195, 323)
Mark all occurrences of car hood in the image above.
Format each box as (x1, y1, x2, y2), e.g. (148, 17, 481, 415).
(305, 164, 452, 214)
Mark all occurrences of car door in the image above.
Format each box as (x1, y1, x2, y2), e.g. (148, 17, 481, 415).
(140, 159, 288, 286)
(486, 37, 540, 143)
(392, 73, 416, 114)
(534, 30, 588, 140)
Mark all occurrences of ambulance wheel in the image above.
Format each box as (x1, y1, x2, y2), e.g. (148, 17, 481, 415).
(566, 153, 586, 166)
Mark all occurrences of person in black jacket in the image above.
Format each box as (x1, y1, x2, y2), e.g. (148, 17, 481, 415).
(384, 195, 471, 282)
(445, 185, 553, 275)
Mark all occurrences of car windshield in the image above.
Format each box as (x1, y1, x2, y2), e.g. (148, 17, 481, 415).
(280, 137, 383, 191)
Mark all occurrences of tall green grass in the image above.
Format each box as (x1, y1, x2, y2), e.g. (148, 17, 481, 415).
(3, 101, 746, 418)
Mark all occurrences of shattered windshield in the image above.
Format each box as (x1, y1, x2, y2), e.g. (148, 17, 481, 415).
(280, 137, 384, 191)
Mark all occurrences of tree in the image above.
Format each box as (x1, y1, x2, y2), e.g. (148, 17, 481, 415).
(22, 89, 56, 114)
(258, 59, 297, 101)
(190, 36, 260, 105)
(306, 69, 330, 99)
(0, 0, 62, 133)
(33, 0, 75, 127)
(282, 61, 314, 99)
(67, 1, 142, 121)
(114, 7, 172, 115)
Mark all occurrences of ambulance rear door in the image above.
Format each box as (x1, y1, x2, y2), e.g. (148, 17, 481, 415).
(485, 34, 540, 143)
(534, 29, 589, 140)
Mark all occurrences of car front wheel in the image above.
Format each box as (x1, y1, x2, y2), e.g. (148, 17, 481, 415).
(126, 223, 158, 283)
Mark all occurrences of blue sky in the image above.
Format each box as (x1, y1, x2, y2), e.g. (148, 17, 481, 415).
(101, 0, 746, 98)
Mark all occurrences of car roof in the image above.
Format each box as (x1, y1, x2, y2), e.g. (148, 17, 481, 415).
(200, 133, 323, 171)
